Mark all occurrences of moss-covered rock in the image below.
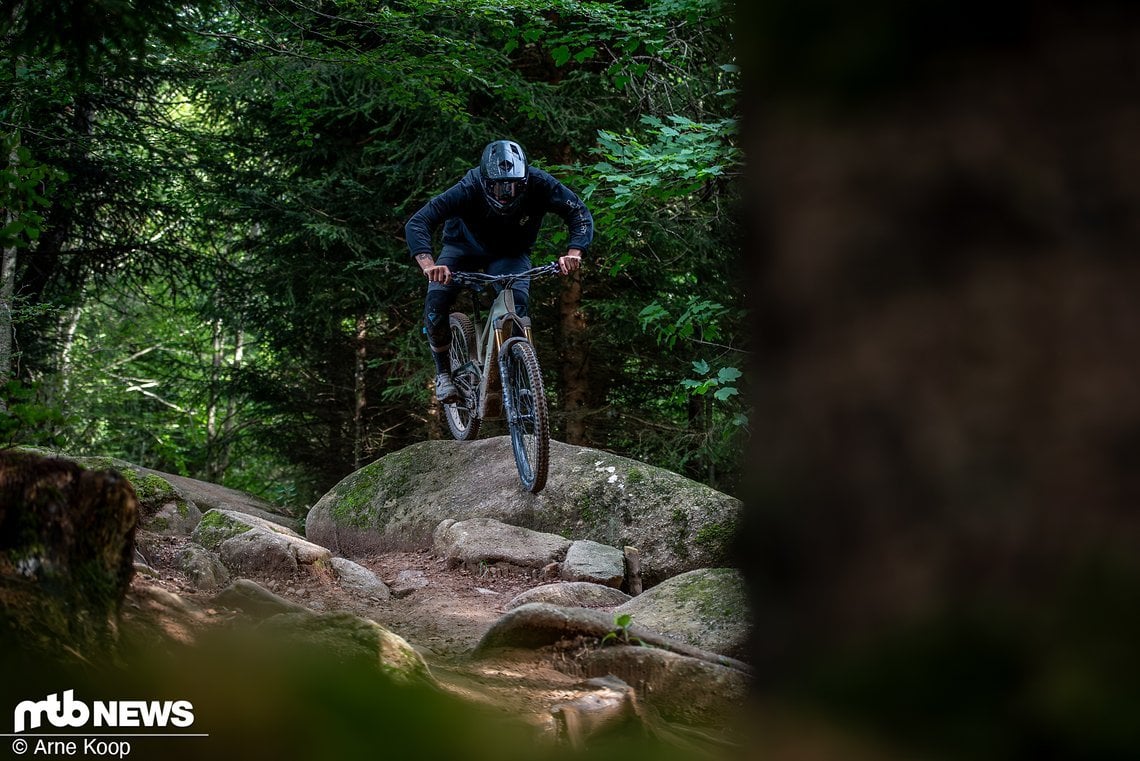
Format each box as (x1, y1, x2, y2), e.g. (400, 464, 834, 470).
(178, 544, 230, 591)
(614, 568, 751, 660)
(57, 454, 203, 535)
(192, 509, 254, 550)
(257, 611, 432, 685)
(306, 437, 742, 584)
(194, 509, 331, 579)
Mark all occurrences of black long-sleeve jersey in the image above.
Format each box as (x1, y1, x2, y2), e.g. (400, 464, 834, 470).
(404, 166, 594, 259)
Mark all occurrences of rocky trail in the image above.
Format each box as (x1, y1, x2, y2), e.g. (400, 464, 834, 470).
(127, 530, 750, 755)
(3, 443, 753, 757)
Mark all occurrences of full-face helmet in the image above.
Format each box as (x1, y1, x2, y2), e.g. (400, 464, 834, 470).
(479, 140, 528, 214)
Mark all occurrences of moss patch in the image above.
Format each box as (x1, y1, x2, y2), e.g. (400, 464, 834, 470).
(328, 467, 384, 529)
(71, 456, 182, 517)
(673, 568, 747, 622)
(132, 473, 177, 503)
(192, 510, 253, 550)
(694, 520, 736, 564)
(669, 508, 692, 562)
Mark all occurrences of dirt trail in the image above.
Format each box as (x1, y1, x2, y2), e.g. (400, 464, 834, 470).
(129, 531, 603, 739)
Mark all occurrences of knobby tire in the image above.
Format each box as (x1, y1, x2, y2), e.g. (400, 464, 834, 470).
(501, 338, 549, 493)
(444, 312, 480, 441)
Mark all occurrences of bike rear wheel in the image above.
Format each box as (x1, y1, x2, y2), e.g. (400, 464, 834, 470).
(444, 312, 481, 441)
(500, 337, 549, 493)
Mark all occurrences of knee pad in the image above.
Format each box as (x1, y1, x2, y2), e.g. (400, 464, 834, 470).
(423, 293, 452, 348)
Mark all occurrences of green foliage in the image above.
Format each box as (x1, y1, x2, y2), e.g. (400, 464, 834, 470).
(0, 0, 206, 75)
(1, 0, 747, 500)
(0, 136, 66, 250)
(683, 361, 743, 404)
(563, 112, 740, 274)
(640, 296, 746, 403)
(0, 381, 64, 448)
(639, 297, 729, 349)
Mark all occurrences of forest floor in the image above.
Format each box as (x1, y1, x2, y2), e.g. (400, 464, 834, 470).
(130, 531, 599, 738)
(124, 473, 751, 753)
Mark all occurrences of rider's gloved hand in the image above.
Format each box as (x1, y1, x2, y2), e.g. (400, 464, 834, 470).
(558, 250, 582, 275)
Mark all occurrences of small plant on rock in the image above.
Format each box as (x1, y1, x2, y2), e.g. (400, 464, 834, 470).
(601, 613, 645, 647)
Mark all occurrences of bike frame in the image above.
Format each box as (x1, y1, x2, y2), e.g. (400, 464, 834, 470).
(452, 265, 550, 420)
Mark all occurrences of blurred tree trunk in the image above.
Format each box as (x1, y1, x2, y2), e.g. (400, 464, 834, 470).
(558, 270, 589, 444)
(353, 314, 367, 470)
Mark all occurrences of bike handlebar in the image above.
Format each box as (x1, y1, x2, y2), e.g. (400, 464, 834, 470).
(449, 262, 561, 289)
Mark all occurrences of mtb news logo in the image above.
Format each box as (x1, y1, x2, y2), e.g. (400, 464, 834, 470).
(7, 690, 201, 758)
(14, 690, 194, 734)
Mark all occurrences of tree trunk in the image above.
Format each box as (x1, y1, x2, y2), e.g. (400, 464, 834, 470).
(558, 269, 590, 444)
(1, 138, 20, 400)
(683, 324, 717, 484)
(0, 239, 15, 394)
(205, 322, 245, 482)
(57, 304, 82, 398)
(206, 319, 224, 481)
(353, 314, 367, 470)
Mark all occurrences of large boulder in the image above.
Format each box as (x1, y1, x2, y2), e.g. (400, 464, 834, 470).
(257, 611, 432, 685)
(306, 437, 741, 585)
(567, 645, 751, 728)
(219, 530, 300, 578)
(614, 568, 751, 660)
(156, 471, 302, 532)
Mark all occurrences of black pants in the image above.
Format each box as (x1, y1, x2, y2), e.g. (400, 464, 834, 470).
(423, 245, 532, 351)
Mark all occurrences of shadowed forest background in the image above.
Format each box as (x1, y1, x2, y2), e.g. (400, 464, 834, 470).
(1, 0, 745, 505)
(4, 0, 1140, 758)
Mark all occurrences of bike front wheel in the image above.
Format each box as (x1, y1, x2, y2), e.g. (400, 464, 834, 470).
(500, 337, 550, 494)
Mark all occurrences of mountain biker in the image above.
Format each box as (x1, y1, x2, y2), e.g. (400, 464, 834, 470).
(405, 139, 594, 403)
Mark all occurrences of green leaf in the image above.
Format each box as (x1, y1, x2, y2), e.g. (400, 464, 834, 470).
(0, 221, 25, 238)
(716, 366, 742, 384)
(551, 45, 571, 67)
(574, 46, 596, 63)
(692, 359, 710, 375)
(713, 386, 739, 402)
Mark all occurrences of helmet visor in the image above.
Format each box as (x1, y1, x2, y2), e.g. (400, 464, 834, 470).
(487, 178, 524, 203)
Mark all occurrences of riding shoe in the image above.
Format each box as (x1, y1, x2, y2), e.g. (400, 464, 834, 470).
(435, 372, 460, 404)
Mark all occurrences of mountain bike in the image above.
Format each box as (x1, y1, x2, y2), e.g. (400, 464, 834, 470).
(443, 262, 560, 494)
